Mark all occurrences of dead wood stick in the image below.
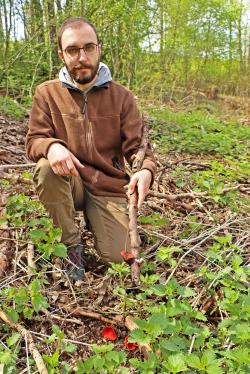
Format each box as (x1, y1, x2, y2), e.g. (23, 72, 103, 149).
(148, 184, 249, 201)
(1, 172, 33, 185)
(130, 116, 149, 171)
(126, 114, 149, 285)
(59, 304, 123, 326)
(27, 243, 36, 276)
(125, 315, 152, 359)
(0, 194, 11, 276)
(0, 309, 48, 374)
(0, 163, 36, 171)
(40, 309, 84, 325)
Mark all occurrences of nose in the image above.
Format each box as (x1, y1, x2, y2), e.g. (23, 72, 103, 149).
(79, 48, 87, 61)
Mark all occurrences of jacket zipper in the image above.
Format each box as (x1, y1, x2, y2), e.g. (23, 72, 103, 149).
(82, 92, 93, 163)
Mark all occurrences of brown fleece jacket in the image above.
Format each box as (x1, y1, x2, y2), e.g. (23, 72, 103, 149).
(26, 79, 156, 197)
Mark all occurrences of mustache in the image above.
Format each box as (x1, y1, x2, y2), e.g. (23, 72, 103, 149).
(74, 63, 93, 69)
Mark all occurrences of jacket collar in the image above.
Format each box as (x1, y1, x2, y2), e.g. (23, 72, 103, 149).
(59, 62, 112, 93)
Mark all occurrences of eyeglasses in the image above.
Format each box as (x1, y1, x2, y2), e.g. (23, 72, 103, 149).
(63, 43, 99, 58)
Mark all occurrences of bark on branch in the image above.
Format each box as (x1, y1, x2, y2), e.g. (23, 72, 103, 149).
(0, 309, 48, 374)
(59, 304, 123, 326)
(125, 113, 149, 285)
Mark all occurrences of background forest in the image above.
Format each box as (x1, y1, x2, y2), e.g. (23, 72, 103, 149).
(0, 0, 250, 100)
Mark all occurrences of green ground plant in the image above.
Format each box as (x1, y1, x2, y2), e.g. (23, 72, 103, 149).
(0, 96, 27, 120)
(149, 108, 250, 158)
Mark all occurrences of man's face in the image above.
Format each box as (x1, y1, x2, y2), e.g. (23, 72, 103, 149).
(59, 23, 100, 85)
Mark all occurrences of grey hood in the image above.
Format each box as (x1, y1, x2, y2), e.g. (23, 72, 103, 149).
(59, 62, 112, 93)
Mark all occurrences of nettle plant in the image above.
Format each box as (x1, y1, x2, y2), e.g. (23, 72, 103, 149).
(1, 192, 250, 373)
(1, 275, 49, 321)
(0, 194, 69, 372)
(95, 234, 250, 373)
(6, 194, 67, 260)
(79, 272, 249, 373)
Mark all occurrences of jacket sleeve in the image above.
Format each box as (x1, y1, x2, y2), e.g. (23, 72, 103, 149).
(120, 90, 156, 182)
(25, 86, 67, 162)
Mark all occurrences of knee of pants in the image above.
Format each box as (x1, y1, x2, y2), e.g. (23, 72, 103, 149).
(96, 241, 123, 264)
(34, 158, 65, 191)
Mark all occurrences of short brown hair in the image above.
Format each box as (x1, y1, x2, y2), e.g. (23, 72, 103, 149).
(58, 17, 100, 50)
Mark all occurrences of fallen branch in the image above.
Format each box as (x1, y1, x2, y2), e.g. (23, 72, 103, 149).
(0, 193, 11, 276)
(27, 243, 36, 276)
(1, 172, 33, 185)
(125, 114, 149, 285)
(125, 315, 152, 359)
(0, 163, 36, 171)
(149, 184, 249, 201)
(59, 304, 123, 326)
(0, 309, 48, 374)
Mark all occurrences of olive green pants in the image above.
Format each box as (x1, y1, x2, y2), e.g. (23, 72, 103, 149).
(33, 158, 130, 263)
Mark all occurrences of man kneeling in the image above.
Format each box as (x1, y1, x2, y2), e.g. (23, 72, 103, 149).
(26, 17, 156, 281)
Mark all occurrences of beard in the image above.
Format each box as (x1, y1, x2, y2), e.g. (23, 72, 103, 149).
(66, 57, 100, 84)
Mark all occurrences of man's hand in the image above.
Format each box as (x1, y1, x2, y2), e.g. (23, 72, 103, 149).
(47, 143, 85, 177)
(128, 169, 152, 209)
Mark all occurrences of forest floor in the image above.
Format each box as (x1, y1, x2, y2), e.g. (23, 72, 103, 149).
(0, 94, 250, 373)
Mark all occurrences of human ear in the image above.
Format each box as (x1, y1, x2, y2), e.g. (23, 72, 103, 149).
(58, 50, 64, 61)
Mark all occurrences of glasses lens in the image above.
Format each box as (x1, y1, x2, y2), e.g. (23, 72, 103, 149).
(64, 44, 97, 58)
(84, 43, 96, 54)
(65, 47, 79, 58)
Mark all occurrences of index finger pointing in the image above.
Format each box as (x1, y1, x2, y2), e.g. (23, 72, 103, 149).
(66, 158, 79, 176)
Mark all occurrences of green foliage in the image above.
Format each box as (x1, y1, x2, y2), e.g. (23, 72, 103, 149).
(0, 96, 27, 120)
(42, 325, 76, 373)
(76, 344, 127, 374)
(6, 194, 67, 260)
(0, 274, 49, 321)
(0, 193, 75, 372)
(147, 107, 249, 212)
(1, 0, 249, 99)
(0, 347, 18, 374)
(108, 262, 131, 278)
(29, 218, 67, 259)
(150, 108, 250, 158)
(85, 249, 250, 374)
(139, 213, 169, 227)
(6, 193, 43, 226)
(0, 332, 21, 372)
(156, 246, 182, 267)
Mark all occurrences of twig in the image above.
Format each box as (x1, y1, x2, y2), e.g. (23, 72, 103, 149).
(0, 163, 35, 171)
(127, 192, 142, 285)
(188, 335, 196, 354)
(149, 184, 249, 201)
(58, 304, 122, 326)
(126, 114, 150, 285)
(41, 308, 84, 325)
(0, 193, 11, 276)
(30, 330, 91, 346)
(1, 172, 33, 185)
(164, 219, 235, 286)
(0, 309, 48, 374)
(27, 243, 36, 276)
(24, 331, 31, 374)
